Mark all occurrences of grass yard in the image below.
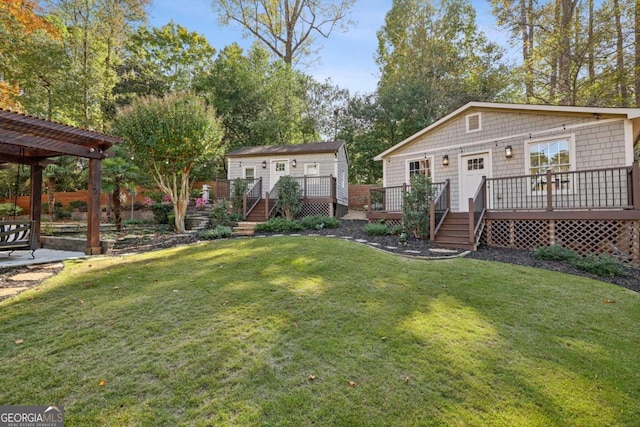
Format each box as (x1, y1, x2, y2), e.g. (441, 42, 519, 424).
(1, 237, 639, 426)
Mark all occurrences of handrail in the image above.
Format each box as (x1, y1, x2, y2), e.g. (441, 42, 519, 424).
(242, 178, 262, 219)
(468, 176, 487, 244)
(429, 179, 450, 239)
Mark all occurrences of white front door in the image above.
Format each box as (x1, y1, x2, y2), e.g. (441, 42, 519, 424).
(459, 152, 489, 211)
(270, 160, 289, 191)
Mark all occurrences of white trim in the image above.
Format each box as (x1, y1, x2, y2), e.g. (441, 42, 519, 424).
(458, 150, 492, 211)
(380, 118, 622, 161)
(243, 166, 256, 179)
(466, 112, 482, 133)
(624, 119, 635, 166)
(374, 101, 640, 160)
(304, 162, 320, 176)
(404, 155, 434, 183)
(382, 159, 387, 187)
(523, 134, 575, 176)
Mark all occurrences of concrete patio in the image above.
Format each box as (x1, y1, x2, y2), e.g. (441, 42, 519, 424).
(0, 248, 86, 268)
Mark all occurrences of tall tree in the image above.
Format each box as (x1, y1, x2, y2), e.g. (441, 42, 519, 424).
(211, 0, 356, 64)
(113, 93, 224, 233)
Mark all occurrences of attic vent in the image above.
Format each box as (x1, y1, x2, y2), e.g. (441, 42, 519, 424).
(466, 113, 482, 133)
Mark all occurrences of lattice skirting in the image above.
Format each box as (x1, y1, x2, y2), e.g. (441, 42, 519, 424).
(296, 202, 333, 218)
(368, 218, 403, 227)
(482, 219, 640, 265)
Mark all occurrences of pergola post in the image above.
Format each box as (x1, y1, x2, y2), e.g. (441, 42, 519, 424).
(30, 164, 43, 246)
(86, 157, 102, 255)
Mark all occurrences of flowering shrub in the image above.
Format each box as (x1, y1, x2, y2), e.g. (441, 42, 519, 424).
(163, 194, 171, 204)
(142, 196, 155, 207)
(195, 197, 206, 209)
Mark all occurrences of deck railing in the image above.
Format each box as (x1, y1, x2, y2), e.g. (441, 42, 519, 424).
(290, 175, 336, 199)
(487, 162, 640, 211)
(429, 179, 450, 238)
(468, 177, 487, 243)
(242, 178, 262, 219)
(368, 181, 447, 215)
(213, 178, 260, 200)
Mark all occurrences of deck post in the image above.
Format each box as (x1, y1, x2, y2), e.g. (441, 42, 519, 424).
(632, 161, 640, 210)
(546, 169, 553, 211)
(367, 189, 372, 217)
(264, 192, 269, 220)
(242, 193, 247, 220)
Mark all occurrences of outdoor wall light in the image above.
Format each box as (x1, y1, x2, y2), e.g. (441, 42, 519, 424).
(262, 160, 267, 169)
(505, 145, 513, 158)
(442, 155, 449, 166)
(292, 159, 297, 168)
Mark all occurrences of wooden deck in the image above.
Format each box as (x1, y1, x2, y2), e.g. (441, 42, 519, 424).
(367, 162, 640, 263)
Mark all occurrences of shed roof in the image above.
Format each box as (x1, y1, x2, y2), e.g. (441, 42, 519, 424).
(227, 141, 345, 158)
(0, 108, 121, 165)
(374, 102, 640, 161)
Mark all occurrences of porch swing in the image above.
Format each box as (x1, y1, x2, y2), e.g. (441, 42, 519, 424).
(0, 147, 37, 259)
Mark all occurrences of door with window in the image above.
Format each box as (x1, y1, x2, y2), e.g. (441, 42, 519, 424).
(270, 160, 289, 191)
(459, 152, 489, 211)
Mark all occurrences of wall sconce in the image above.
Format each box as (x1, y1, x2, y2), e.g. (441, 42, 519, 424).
(89, 147, 95, 153)
(442, 155, 449, 166)
(505, 145, 513, 158)
(292, 159, 297, 168)
(262, 160, 267, 169)
(239, 161, 242, 168)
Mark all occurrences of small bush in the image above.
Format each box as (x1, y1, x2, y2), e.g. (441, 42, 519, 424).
(570, 254, 629, 278)
(68, 200, 88, 212)
(363, 222, 391, 236)
(198, 225, 233, 240)
(277, 176, 303, 220)
(231, 179, 249, 214)
(151, 203, 173, 224)
(533, 245, 577, 262)
(0, 203, 22, 218)
(210, 200, 232, 226)
(299, 215, 340, 230)
(123, 218, 152, 226)
(255, 217, 304, 233)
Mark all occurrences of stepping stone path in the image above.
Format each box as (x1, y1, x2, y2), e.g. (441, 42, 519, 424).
(0, 262, 63, 301)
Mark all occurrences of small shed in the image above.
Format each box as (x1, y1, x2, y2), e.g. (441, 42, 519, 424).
(220, 141, 349, 219)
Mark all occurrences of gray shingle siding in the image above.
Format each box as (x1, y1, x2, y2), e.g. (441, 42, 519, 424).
(382, 109, 631, 212)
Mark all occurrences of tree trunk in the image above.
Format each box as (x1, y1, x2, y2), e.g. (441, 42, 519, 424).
(47, 177, 55, 222)
(588, 0, 595, 81)
(112, 177, 122, 232)
(614, 0, 628, 105)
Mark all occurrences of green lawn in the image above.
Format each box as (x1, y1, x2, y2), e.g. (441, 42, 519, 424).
(1, 237, 639, 426)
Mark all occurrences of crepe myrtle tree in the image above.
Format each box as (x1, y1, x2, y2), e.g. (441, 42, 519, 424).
(114, 92, 223, 232)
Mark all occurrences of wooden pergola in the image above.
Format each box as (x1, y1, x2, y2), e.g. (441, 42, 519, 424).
(0, 109, 120, 254)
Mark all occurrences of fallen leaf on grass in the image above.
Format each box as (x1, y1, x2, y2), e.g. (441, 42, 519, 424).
(603, 299, 616, 303)
(405, 376, 410, 384)
(293, 322, 299, 328)
(308, 374, 316, 381)
(112, 286, 120, 290)
(98, 380, 106, 386)
(14, 339, 24, 345)
(349, 381, 357, 387)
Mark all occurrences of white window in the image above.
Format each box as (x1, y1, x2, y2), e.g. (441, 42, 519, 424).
(244, 167, 255, 180)
(275, 162, 286, 172)
(406, 157, 432, 182)
(466, 113, 482, 133)
(527, 137, 573, 192)
(304, 163, 319, 176)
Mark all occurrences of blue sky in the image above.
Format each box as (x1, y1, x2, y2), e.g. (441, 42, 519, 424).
(148, 0, 514, 95)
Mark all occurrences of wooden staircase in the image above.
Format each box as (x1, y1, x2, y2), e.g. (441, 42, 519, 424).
(245, 199, 267, 222)
(432, 212, 478, 251)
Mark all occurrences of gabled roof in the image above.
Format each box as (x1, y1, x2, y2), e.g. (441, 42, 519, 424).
(227, 141, 345, 158)
(0, 108, 120, 165)
(374, 102, 640, 161)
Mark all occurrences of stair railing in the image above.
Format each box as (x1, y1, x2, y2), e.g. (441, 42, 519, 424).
(264, 180, 281, 220)
(467, 176, 487, 244)
(429, 179, 450, 239)
(242, 177, 262, 219)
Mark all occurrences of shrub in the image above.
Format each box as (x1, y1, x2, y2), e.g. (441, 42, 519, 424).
(255, 217, 304, 233)
(363, 222, 391, 236)
(533, 245, 577, 262)
(0, 203, 22, 219)
(231, 178, 249, 214)
(69, 200, 88, 212)
(402, 174, 434, 239)
(570, 254, 629, 278)
(198, 225, 233, 240)
(277, 176, 302, 220)
(151, 203, 173, 224)
(299, 215, 340, 230)
(210, 200, 232, 226)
